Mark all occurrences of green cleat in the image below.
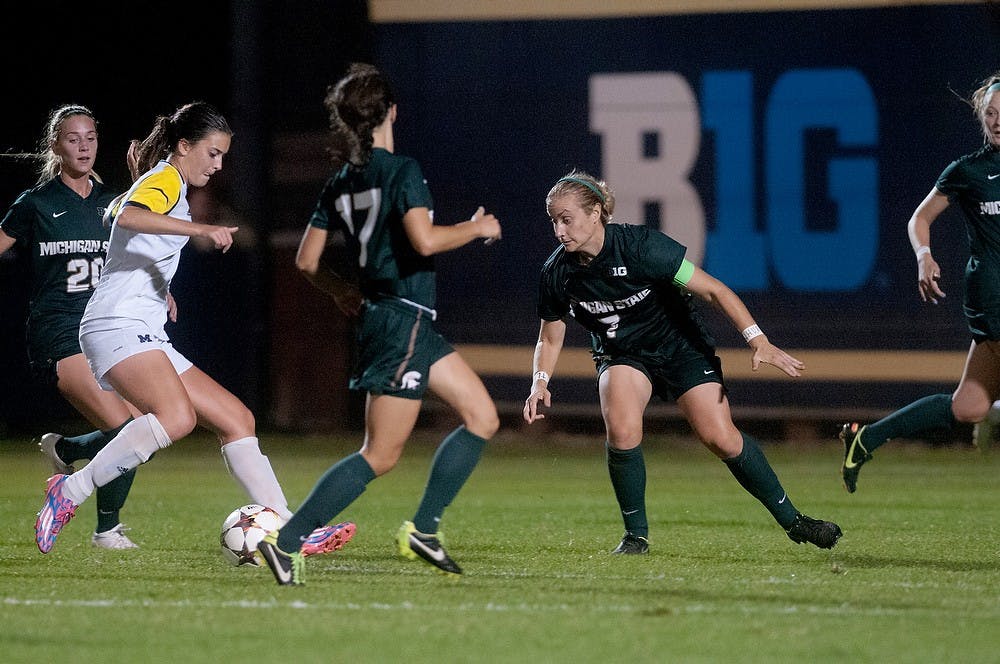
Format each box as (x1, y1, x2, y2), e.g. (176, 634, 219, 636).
(256, 531, 305, 586)
(840, 422, 872, 494)
(396, 520, 462, 576)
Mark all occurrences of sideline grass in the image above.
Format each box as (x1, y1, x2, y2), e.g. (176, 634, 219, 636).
(1, 430, 998, 663)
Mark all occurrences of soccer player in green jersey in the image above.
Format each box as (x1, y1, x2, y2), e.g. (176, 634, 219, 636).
(1, 105, 143, 548)
(256, 63, 503, 585)
(840, 72, 1000, 491)
(523, 170, 842, 554)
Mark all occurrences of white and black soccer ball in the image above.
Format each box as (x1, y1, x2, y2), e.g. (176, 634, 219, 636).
(220, 504, 284, 566)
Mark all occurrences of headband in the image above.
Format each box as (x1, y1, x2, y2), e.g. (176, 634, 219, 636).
(987, 81, 1000, 95)
(557, 176, 606, 204)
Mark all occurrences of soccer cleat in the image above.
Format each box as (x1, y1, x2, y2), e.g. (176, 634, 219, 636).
(300, 521, 357, 557)
(785, 513, 843, 549)
(972, 406, 1000, 452)
(92, 523, 139, 550)
(396, 520, 462, 576)
(840, 422, 873, 493)
(257, 531, 305, 586)
(611, 532, 650, 555)
(39, 433, 74, 475)
(35, 474, 78, 553)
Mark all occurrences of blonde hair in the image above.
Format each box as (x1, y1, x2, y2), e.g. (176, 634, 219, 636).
(546, 170, 615, 225)
(969, 72, 1000, 143)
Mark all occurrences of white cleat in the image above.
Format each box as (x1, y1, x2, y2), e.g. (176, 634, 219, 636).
(91, 523, 139, 550)
(39, 433, 74, 474)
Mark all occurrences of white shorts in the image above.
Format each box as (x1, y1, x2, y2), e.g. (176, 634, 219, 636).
(79, 319, 193, 390)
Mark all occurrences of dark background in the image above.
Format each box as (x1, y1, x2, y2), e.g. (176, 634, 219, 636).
(2, 3, 1000, 435)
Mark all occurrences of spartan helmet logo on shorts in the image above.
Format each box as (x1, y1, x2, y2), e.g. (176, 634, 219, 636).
(400, 371, 422, 390)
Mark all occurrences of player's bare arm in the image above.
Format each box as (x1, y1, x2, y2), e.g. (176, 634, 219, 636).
(402, 205, 501, 256)
(117, 206, 238, 252)
(907, 189, 949, 304)
(685, 266, 804, 377)
(295, 224, 362, 316)
(524, 318, 566, 423)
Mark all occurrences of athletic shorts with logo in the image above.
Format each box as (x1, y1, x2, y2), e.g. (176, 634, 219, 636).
(596, 342, 724, 402)
(79, 318, 193, 390)
(350, 298, 453, 400)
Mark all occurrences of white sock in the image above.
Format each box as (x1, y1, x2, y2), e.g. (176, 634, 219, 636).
(221, 437, 292, 521)
(62, 414, 172, 505)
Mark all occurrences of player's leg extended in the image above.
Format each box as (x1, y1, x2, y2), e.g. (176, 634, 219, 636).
(681, 383, 797, 524)
(54, 353, 139, 540)
(274, 393, 419, 555)
(598, 364, 652, 553)
(410, 352, 497, 534)
(842, 340, 1000, 491)
(180, 364, 293, 520)
(36, 352, 180, 552)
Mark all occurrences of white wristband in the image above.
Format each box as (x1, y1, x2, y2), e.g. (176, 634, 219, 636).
(915, 245, 931, 260)
(741, 324, 763, 343)
(533, 371, 550, 384)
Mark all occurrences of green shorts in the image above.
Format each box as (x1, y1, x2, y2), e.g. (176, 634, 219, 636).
(349, 298, 453, 399)
(596, 345, 724, 402)
(26, 314, 84, 387)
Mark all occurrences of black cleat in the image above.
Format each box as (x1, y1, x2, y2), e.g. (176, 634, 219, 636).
(840, 422, 872, 494)
(786, 513, 842, 549)
(611, 532, 649, 555)
(397, 521, 462, 575)
(257, 531, 305, 586)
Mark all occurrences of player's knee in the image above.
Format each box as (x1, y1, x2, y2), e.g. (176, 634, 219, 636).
(362, 449, 401, 476)
(466, 403, 499, 439)
(156, 403, 197, 441)
(696, 427, 742, 459)
(952, 400, 990, 425)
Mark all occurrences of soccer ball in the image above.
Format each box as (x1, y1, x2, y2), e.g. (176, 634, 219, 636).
(220, 504, 284, 566)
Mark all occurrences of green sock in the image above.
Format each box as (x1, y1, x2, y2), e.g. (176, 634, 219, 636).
(413, 426, 487, 534)
(277, 452, 375, 553)
(607, 444, 648, 538)
(94, 420, 136, 533)
(863, 393, 955, 453)
(57, 429, 108, 464)
(724, 433, 798, 529)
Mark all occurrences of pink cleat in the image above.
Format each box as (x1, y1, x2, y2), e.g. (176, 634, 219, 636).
(35, 475, 78, 553)
(300, 521, 356, 557)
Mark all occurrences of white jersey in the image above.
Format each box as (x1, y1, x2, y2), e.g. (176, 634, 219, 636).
(81, 161, 190, 331)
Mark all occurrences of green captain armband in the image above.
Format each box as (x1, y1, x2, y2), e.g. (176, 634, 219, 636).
(672, 259, 695, 286)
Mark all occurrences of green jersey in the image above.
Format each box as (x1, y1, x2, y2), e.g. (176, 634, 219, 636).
(309, 148, 436, 309)
(538, 223, 714, 362)
(1, 176, 115, 361)
(935, 143, 1000, 340)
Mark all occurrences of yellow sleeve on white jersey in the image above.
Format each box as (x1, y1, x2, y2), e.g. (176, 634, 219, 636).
(126, 165, 183, 215)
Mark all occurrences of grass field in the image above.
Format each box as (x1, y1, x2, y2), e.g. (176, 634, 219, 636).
(2, 428, 998, 663)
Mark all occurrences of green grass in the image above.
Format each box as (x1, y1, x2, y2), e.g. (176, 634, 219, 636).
(2, 429, 998, 663)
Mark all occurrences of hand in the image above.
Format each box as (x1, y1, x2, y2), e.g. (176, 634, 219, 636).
(201, 225, 239, 253)
(472, 206, 502, 245)
(523, 384, 552, 423)
(917, 254, 945, 304)
(166, 291, 178, 323)
(750, 340, 804, 378)
(332, 288, 363, 318)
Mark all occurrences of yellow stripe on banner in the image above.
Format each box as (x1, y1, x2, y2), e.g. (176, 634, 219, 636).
(454, 345, 968, 382)
(370, 0, 977, 22)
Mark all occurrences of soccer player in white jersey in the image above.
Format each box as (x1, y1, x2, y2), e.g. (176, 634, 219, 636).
(34, 102, 353, 556)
